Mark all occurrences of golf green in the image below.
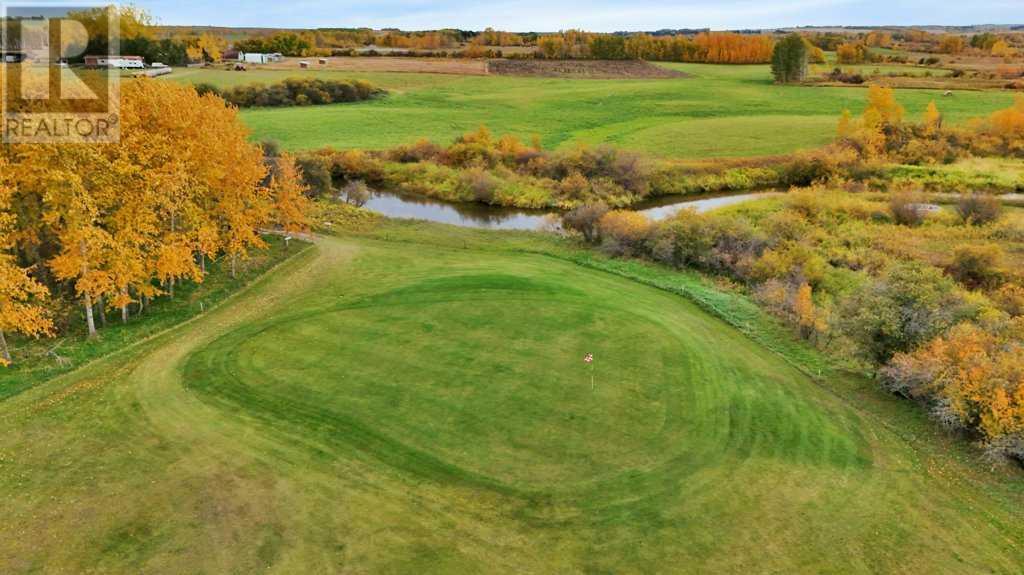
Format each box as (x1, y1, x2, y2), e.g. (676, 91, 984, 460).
(2, 227, 1022, 573)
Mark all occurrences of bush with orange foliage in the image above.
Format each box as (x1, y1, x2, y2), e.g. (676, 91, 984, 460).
(883, 319, 1024, 458)
(596, 210, 653, 256)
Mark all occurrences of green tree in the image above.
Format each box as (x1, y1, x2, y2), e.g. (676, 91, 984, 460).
(771, 33, 808, 84)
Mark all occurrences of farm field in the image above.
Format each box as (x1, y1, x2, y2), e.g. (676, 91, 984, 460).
(167, 62, 1014, 158)
(3, 221, 1022, 573)
(261, 56, 490, 75)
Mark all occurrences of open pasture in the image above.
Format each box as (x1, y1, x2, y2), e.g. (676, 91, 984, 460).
(169, 62, 1014, 158)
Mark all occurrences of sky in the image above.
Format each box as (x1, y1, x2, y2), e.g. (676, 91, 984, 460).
(131, 0, 1021, 31)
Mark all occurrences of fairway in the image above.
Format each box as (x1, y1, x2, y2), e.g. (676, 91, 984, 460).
(3, 224, 1022, 573)
(169, 63, 1014, 158)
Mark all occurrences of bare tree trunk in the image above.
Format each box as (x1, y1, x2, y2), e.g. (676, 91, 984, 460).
(97, 295, 107, 327)
(169, 277, 175, 299)
(200, 253, 206, 274)
(80, 241, 97, 337)
(121, 288, 129, 323)
(231, 253, 237, 279)
(84, 294, 97, 337)
(0, 329, 10, 364)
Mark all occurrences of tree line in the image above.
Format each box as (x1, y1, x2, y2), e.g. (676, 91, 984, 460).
(0, 80, 311, 364)
(54, 6, 228, 65)
(194, 78, 383, 108)
(535, 30, 775, 64)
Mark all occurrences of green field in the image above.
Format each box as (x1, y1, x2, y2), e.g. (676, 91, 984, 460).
(168, 63, 1013, 158)
(3, 222, 1022, 573)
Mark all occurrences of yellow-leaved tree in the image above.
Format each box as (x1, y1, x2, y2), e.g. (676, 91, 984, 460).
(864, 85, 904, 128)
(0, 78, 284, 340)
(923, 101, 942, 135)
(793, 282, 819, 339)
(0, 157, 53, 364)
(269, 153, 313, 246)
(837, 109, 855, 139)
(31, 144, 115, 337)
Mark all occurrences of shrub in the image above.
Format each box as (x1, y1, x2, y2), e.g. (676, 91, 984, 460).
(330, 149, 386, 184)
(895, 137, 960, 165)
(647, 209, 713, 268)
(217, 78, 383, 108)
(341, 180, 371, 207)
(751, 241, 828, 287)
(889, 190, 929, 226)
(956, 193, 1003, 225)
(194, 82, 222, 97)
(985, 434, 1024, 464)
(701, 216, 767, 277)
(295, 155, 333, 198)
(557, 171, 591, 201)
(839, 261, 968, 363)
(826, 68, 865, 84)
(260, 140, 281, 158)
(459, 167, 499, 203)
(312, 199, 380, 232)
(884, 320, 1024, 461)
(562, 202, 609, 242)
(388, 138, 444, 163)
(778, 147, 858, 187)
(949, 243, 1005, 289)
(597, 210, 653, 256)
(995, 284, 1024, 316)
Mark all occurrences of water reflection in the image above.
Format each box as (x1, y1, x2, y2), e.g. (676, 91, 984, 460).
(639, 191, 782, 220)
(362, 192, 554, 230)
(363, 190, 781, 231)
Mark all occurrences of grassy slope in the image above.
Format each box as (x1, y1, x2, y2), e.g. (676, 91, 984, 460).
(0, 235, 305, 401)
(2, 220, 1022, 573)
(168, 63, 1013, 159)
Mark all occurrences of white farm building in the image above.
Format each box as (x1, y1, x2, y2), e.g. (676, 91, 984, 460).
(238, 52, 283, 64)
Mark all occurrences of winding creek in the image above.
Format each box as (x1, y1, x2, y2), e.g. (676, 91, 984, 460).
(363, 190, 782, 230)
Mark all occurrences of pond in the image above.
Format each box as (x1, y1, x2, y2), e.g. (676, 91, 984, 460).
(362, 190, 782, 231)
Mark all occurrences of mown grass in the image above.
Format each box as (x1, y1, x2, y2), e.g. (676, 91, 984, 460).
(2, 220, 1022, 573)
(167, 63, 1013, 159)
(0, 235, 306, 401)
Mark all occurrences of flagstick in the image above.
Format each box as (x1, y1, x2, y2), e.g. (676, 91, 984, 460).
(584, 353, 595, 392)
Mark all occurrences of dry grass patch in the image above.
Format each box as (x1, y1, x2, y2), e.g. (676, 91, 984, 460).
(261, 56, 488, 75)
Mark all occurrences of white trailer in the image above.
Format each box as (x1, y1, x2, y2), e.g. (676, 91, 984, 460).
(84, 55, 145, 69)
